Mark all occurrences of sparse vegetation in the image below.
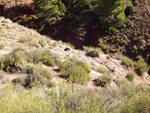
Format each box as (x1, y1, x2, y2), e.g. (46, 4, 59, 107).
(26, 65, 54, 88)
(112, 54, 136, 67)
(135, 57, 149, 74)
(26, 49, 55, 67)
(58, 58, 91, 85)
(0, 48, 55, 74)
(95, 73, 113, 87)
(126, 71, 136, 81)
(20, 37, 28, 42)
(96, 65, 109, 73)
(20, 37, 33, 43)
(98, 42, 110, 53)
(39, 40, 46, 47)
(133, 36, 145, 43)
(66, 42, 74, 49)
(112, 54, 149, 75)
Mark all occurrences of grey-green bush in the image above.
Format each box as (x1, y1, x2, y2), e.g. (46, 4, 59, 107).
(26, 65, 53, 88)
(58, 58, 91, 85)
(96, 73, 112, 87)
(126, 71, 136, 81)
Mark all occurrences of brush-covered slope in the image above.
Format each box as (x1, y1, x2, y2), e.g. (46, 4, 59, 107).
(0, 17, 150, 113)
(0, 16, 149, 90)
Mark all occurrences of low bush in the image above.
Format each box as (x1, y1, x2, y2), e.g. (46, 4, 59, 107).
(39, 40, 46, 47)
(126, 71, 136, 81)
(26, 49, 55, 67)
(96, 65, 109, 73)
(135, 58, 149, 74)
(20, 37, 28, 42)
(113, 55, 136, 67)
(83, 46, 103, 57)
(26, 65, 53, 88)
(98, 43, 110, 53)
(0, 83, 103, 113)
(112, 54, 149, 75)
(133, 0, 139, 6)
(0, 51, 27, 73)
(13, 46, 25, 53)
(89, 49, 100, 57)
(0, 48, 55, 73)
(20, 37, 33, 43)
(66, 42, 74, 49)
(58, 58, 91, 85)
(133, 36, 145, 43)
(95, 73, 112, 87)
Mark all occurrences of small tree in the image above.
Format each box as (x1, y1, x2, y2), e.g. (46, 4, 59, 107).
(33, 0, 66, 25)
(95, 0, 126, 33)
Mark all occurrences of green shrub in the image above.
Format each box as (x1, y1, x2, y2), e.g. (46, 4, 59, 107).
(96, 65, 109, 73)
(89, 49, 100, 57)
(39, 40, 46, 47)
(26, 49, 55, 67)
(126, 71, 136, 81)
(66, 42, 74, 49)
(13, 46, 25, 53)
(95, 73, 112, 87)
(20, 37, 33, 43)
(91, 1, 97, 6)
(0, 51, 27, 73)
(82, 0, 91, 9)
(0, 83, 103, 113)
(0, 48, 56, 74)
(95, 0, 126, 33)
(58, 58, 91, 85)
(26, 65, 53, 88)
(133, 0, 139, 6)
(113, 55, 136, 67)
(133, 36, 145, 43)
(136, 58, 149, 75)
(125, 6, 134, 16)
(2, 79, 150, 112)
(115, 77, 130, 87)
(98, 42, 110, 53)
(112, 54, 149, 75)
(0, 44, 4, 50)
(20, 37, 28, 43)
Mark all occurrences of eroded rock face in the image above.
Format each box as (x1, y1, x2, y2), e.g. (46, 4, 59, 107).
(0, 0, 33, 17)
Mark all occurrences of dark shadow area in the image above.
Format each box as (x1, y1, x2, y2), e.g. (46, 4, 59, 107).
(0, 5, 4, 16)
(4, 4, 34, 17)
(53, 68, 60, 73)
(85, 52, 90, 57)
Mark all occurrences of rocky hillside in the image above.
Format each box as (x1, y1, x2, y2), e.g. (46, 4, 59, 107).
(0, 17, 149, 92)
(0, 1, 149, 72)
